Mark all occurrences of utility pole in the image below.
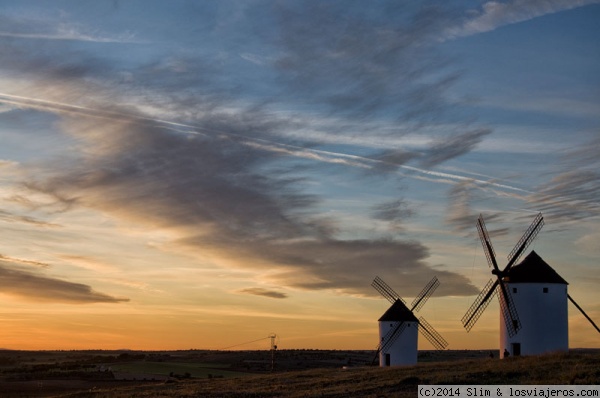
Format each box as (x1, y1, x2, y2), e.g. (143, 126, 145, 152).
(269, 333, 277, 371)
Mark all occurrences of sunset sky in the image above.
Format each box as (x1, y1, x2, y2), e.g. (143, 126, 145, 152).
(0, 0, 598, 351)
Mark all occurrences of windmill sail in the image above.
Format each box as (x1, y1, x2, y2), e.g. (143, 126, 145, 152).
(372, 276, 404, 304)
(462, 278, 498, 331)
(372, 276, 447, 365)
(497, 282, 520, 337)
(378, 320, 409, 353)
(462, 213, 543, 335)
(477, 216, 498, 270)
(379, 275, 440, 352)
(506, 213, 544, 269)
(464, 212, 597, 356)
(418, 316, 448, 350)
(411, 277, 439, 312)
(475, 214, 521, 335)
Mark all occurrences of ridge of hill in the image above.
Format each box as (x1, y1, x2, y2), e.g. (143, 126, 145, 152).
(60, 351, 599, 398)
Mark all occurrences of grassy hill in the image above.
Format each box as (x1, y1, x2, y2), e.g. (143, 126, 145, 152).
(60, 350, 599, 398)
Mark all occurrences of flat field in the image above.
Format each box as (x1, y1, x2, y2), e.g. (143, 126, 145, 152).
(0, 349, 597, 397)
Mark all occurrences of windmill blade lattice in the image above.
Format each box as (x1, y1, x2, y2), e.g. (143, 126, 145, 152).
(462, 278, 498, 331)
(371, 320, 409, 366)
(506, 213, 544, 270)
(418, 316, 448, 350)
(372, 275, 448, 366)
(378, 321, 409, 353)
(372, 276, 405, 304)
(411, 276, 439, 312)
(497, 282, 521, 337)
(462, 213, 545, 335)
(476, 216, 498, 270)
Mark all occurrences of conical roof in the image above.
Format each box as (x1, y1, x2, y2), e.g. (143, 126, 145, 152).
(505, 250, 568, 284)
(378, 300, 419, 322)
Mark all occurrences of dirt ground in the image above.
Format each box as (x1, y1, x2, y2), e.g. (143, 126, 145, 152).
(0, 349, 597, 397)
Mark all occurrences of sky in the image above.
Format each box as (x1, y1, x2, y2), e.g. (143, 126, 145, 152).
(0, 0, 598, 351)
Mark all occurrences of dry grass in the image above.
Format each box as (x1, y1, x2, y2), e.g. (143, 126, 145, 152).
(59, 351, 600, 398)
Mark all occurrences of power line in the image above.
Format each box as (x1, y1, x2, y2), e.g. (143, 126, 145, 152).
(219, 336, 270, 350)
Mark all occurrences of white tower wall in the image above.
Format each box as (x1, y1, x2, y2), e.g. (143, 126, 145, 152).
(500, 283, 568, 357)
(378, 320, 418, 366)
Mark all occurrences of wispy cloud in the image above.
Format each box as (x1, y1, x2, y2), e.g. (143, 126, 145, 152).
(371, 199, 415, 232)
(58, 254, 120, 273)
(0, 90, 501, 299)
(272, 2, 458, 121)
(526, 137, 600, 222)
(447, 0, 600, 38)
(0, 2, 510, 299)
(0, 254, 50, 268)
(0, 14, 139, 44)
(444, 180, 511, 236)
(0, 30, 138, 43)
(12, 113, 478, 298)
(0, 209, 60, 228)
(445, 136, 600, 234)
(0, 256, 128, 304)
(0, 159, 19, 167)
(478, 96, 600, 120)
(575, 230, 600, 256)
(236, 287, 288, 299)
(0, 92, 529, 197)
(420, 128, 492, 168)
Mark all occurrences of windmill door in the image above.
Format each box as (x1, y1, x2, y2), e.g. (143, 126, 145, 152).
(511, 343, 521, 356)
(385, 353, 391, 366)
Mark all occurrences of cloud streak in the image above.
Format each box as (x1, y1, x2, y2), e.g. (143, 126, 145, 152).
(526, 137, 600, 222)
(0, 29, 138, 43)
(0, 209, 60, 228)
(16, 113, 478, 298)
(0, 92, 528, 197)
(420, 128, 493, 168)
(447, 0, 600, 39)
(0, 256, 128, 304)
(237, 288, 288, 299)
(272, 2, 459, 122)
(0, 2, 503, 299)
(0, 13, 139, 44)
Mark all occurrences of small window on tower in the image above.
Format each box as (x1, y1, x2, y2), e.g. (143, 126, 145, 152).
(390, 323, 393, 327)
(407, 324, 410, 327)
(543, 287, 548, 293)
(513, 287, 517, 293)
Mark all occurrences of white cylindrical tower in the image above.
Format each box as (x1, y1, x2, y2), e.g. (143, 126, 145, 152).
(378, 300, 419, 366)
(500, 251, 568, 358)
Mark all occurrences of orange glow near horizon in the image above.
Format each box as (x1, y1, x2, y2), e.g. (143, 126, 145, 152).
(0, 1, 599, 356)
(0, 291, 597, 351)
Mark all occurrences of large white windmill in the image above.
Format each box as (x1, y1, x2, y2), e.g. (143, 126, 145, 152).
(462, 213, 600, 358)
(372, 276, 448, 366)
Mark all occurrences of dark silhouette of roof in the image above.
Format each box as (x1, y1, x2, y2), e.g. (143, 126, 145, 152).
(505, 250, 568, 284)
(378, 300, 419, 322)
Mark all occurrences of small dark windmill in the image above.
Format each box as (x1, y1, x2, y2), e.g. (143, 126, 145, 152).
(462, 212, 599, 358)
(372, 276, 448, 366)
